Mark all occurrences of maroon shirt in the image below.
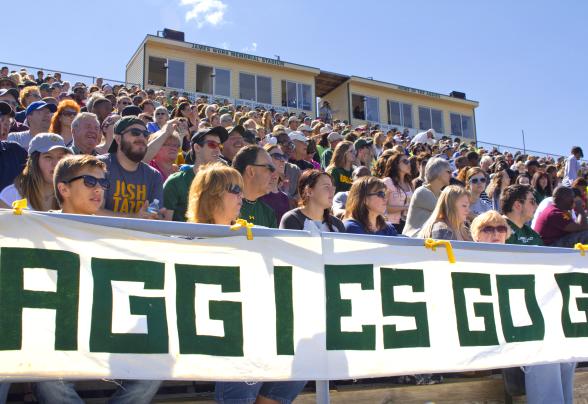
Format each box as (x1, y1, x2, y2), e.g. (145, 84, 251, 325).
(260, 191, 290, 224)
(534, 204, 573, 245)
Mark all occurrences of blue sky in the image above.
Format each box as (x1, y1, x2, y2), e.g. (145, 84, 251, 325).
(3, 0, 586, 157)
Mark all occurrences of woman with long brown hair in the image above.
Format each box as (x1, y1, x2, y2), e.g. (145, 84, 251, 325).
(0, 134, 72, 211)
(326, 140, 355, 193)
(280, 169, 345, 232)
(382, 152, 414, 232)
(48, 100, 80, 146)
(531, 171, 552, 203)
(343, 176, 399, 236)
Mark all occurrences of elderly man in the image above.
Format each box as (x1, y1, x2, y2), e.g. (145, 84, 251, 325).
(288, 131, 313, 171)
(7, 101, 56, 149)
(71, 112, 103, 155)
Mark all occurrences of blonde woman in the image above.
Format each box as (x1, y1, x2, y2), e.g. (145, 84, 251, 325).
(185, 162, 243, 225)
(419, 185, 472, 240)
(470, 210, 511, 243)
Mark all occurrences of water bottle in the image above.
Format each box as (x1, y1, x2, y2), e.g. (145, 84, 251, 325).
(147, 199, 160, 214)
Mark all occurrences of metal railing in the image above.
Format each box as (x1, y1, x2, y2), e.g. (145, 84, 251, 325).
(0, 61, 140, 88)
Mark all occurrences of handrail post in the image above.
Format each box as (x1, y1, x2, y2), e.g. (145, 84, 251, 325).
(315, 380, 330, 404)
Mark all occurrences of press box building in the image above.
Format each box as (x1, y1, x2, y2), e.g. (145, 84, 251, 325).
(126, 29, 479, 140)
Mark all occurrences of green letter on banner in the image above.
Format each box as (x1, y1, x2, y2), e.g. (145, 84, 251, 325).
(274, 266, 294, 355)
(497, 275, 544, 342)
(325, 264, 375, 350)
(555, 273, 588, 337)
(0, 247, 79, 350)
(176, 264, 243, 356)
(452, 272, 499, 346)
(381, 268, 430, 348)
(90, 258, 168, 353)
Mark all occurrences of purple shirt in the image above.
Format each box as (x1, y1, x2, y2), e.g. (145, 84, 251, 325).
(260, 191, 290, 224)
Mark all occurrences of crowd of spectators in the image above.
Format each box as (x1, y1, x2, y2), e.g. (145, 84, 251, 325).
(0, 66, 587, 404)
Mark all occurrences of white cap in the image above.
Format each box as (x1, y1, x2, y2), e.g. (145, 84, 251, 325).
(327, 131, 343, 142)
(289, 131, 308, 143)
(297, 124, 312, 132)
(319, 126, 331, 135)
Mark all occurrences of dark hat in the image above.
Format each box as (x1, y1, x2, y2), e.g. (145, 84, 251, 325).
(114, 116, 146, 134)
(0, 101, 14, 117)
(39, 83, 51, 91)
(226, 125, 245, 139)
(121, 105, 143, 117)
(190, 126, 229, 146)
(354, 138, 373, 150)
(0, 88, 19, 101)
(25, 101, 57, 117)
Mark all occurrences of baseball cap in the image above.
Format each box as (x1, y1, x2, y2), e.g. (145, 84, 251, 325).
(114, 116, 146, 134)
(297, 124, 312, 132)
(121, 105, 143, 117)
(354, 138, 373, 150)
(39, 83, 51, 91)
(28, 133, 72, 155)
(319, 126, 331, 135)
(26, 101, 57, 117)
(288, 115, 299, 123)
(226, 125, 245, 139)
(191, 126, 230, 145)
(289, 131, 308, 144)
(0, 101, 14, 117)
(0, 88, 19, 102)
(327, 132, 343, 142)
(242, 130, 258, 145)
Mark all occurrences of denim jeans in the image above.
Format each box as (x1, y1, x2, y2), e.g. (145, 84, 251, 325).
(215, 381, 307, 404)
(524, 362, 576, 404)
(33, 379, 162, 404)
(0, 383, 10, 404)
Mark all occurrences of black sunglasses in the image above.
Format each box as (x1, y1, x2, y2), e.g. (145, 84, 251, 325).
(367, 190, 386, 199)
(63, 175, 109, 190)
(122, 128, 150, 138)
(270, 152, 288, 162)
(250, 163, 276, 173)
(227, 184, 242, 195)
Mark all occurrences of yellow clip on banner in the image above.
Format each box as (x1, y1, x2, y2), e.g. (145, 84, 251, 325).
(574, 243, 588, 256)
(230, 219, 255, 240)
(11, 199, 27, 215)
(424, 238, 456, 264)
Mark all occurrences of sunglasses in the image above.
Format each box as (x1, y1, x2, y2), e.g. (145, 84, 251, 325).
(250, 163, 276, 173)
(367, 190, 387, 199)
(227, 184, 243, 195)
(122, 128, 150, 138)
(480, 225, 508, 234)
(63, 175, 109, 190)
(61, 110, 77, 117)
(155, 112, 167, 116)
(119, 101, 131, 106)
(470, 177, 487, 184)
(198, 140, 222, 150)
(270, 153, 288, 161)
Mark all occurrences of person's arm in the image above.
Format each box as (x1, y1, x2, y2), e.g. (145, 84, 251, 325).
(142, 119, 179, 163)
(564, 202, 588, 232)
(279, 210, 303, 230)
(95, 115, 120, 155)
(343, 220, 366, 234)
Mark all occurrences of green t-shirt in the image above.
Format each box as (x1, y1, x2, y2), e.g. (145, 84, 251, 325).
(163, 168, 195, 222)
(505, 218, 544, 246)
(329, 167, 353, 193)
(321, 148, 333, 170)
(239, 199, 277, 228)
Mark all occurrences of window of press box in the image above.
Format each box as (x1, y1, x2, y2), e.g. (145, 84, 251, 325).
(352, 94, 379, 122)
(418, 106, 444, 134)
(148, 57, 185, 89)
(281, 81, 312, 111)
(240, 73, 271, 104)
(196, 65, 231, 97)
(450, 113, 474, 138)
(387, 101, 413, 128)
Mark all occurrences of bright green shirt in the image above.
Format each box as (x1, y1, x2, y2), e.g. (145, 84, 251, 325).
(163, 168, 195, 222)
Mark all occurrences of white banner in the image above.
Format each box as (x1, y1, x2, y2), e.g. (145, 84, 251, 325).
(0, 210, 587, 382)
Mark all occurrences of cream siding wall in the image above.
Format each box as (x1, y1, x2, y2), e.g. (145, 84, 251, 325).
(125, 44, 145, 87)
(142, 42, 317, 116)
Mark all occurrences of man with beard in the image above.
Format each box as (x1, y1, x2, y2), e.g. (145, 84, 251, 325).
(98, 116, 168, 219)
